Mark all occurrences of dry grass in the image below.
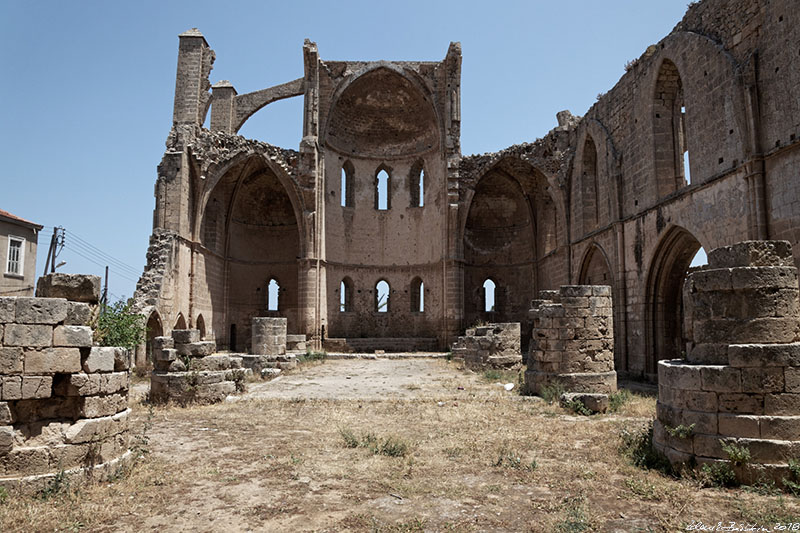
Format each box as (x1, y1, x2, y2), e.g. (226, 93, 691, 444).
(1, 361, 798, 532)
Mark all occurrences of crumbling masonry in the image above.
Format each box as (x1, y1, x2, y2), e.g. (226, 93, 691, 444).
(134, 0, 800, 389)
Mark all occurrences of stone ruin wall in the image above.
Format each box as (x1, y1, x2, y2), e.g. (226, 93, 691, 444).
(451, 323, 522, 369)
(525, 285, 616, 395)
(0, 275, 131, 491)
(132, 0, 800, 380)
(654, 241, 800, 484)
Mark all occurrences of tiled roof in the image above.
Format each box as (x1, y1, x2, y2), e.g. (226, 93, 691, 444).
(0, 208, 44, 230)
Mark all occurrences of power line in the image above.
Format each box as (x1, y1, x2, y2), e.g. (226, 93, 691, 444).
(63, 247, 140, 284)
(65, 230, 142, 276)
(66, 238, 141, 277)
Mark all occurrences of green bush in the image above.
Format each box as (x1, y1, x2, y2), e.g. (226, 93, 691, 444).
(95, 299, 145, 350)
(608, 389, 633, 412)
(721, 441, 751, 467)
(618, 421, 671, 473)
(540, 382, 565, 404)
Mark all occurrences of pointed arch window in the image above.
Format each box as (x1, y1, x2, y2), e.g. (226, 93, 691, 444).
(341, 160, 354, 207)
(410, 160, 425, 207)
(410, 277, 424, 312)
(653, 59, 689, 196)
(375, 165, 392, 210)
(340, 277, 353, 312)
(582, 135, 598, 232)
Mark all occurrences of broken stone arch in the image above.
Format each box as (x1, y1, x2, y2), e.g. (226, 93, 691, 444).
(578, 242, 613, 287)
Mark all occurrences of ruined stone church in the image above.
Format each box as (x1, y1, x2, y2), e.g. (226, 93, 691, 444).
(134, 0, 800, 382)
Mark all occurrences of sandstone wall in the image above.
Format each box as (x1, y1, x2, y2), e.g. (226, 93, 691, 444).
(451, 323, 521, 369)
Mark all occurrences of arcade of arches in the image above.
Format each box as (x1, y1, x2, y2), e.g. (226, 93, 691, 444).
(134, 1, 800, 383)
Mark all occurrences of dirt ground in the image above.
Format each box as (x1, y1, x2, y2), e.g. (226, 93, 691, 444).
(2, 358, 799, 532)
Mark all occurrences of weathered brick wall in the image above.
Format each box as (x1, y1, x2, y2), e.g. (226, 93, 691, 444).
(0, 276, 130, 490)
(525, 286, 617, 394)
(654, 241, 800, 484)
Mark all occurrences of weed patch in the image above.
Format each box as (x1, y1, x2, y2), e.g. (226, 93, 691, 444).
(339, 428, 410, 457)
(618, 421, 671, 473)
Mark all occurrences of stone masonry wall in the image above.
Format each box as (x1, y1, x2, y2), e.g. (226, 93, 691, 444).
(654, 241, 800, 484)
(0, 275, 131, 490)
(450, 323, 521, 369)
(525, 285, 616, 394)
(150, 329, 244, 404)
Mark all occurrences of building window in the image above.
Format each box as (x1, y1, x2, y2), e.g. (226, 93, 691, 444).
(340, 277, 353, 312)
(6, 236, 24, 275)
(410, 160, 425, 207)
(376, 279, 390, 312)
(483, 278, 496, 312)
(267, 278, 280, 311)
(375, 165, 392, 210)
(410, 277, 424, 312)
(341, 160, 354, 207)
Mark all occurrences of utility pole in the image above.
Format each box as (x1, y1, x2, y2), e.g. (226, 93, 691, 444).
(43, 227, 65, 276)
(101, 266, 109, 313)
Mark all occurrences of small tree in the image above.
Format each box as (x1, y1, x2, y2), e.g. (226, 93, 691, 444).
(95, 299, 145, 350)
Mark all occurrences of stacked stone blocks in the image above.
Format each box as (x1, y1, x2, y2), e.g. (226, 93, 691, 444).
(242, 317, 297, 372)
(525, 285, 617, 394)
(0, 274, 130, 489)
(451, 323, 522, 369)
(150, 329, 244, 404)
(654, 241, 800, 484)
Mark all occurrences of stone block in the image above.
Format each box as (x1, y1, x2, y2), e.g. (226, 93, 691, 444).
(53, 325, 93, 347)
(3, 324, 52, 347)
(168, 360, 186, 372)
(0, 297, 15, 322)
(65, 301, 92, 326)
(21, 376, 52, 399)
(718, 393, 764, 414)
(0, 402, 12, 424)
(15, 297, 68, 325)
(153, 336, 174, 350)
(560, 286, 593, 297)
(680, 410, 718, 435)
(739, 438, 800, 463)
(79, 393, 127, 418)
(760, 416, 800, 440)
(740, 367, 785, 393)
(172, 329, 200, 344)
(0, 347, 23, 374)
(35, 273, 101, 303)
(687, 343, 729, 364)
(786, 368, 800, 393)
(1, 376, 22, 400)
(692, 434, 726, 459)
(0, 446, 50, 476)
(0, 425, 13, 454)
(690, 269, 732, 291)
(718, 413, 760, 438)
(674, 390, 717, 412)
(700, 366, 741, 392)
(175, 341, 215, 357)
(83, 347, 117, 373)
(708, 241, 794, 269)
(154, 348, 177, 362)
(728, 343, 800, 367)
(63, 409, 129, 444)
(658, 360, 702, 391)
(24, 348, 81, 374)
(730, 267, 798, 291)
(764, 393, 800, 415)
(61, 372, 129, 396)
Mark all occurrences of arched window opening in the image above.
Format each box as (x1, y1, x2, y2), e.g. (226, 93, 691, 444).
(681, 106, 691, 184)
(376, 280, 390, 312)
(409, 160, 425, 207)
(196, 314, 206, 340)
(690, 246, 707, 268)
(267, 278, 280, 311)
(483, 279, 496, 313)
(375, 167, 391, 210)
(340, 277, 353, 312)
(341, 160, 354, 207)
(174, 313, 187, 330)
(145, 311, 163, 363)
(653, 59, 688, 197)
(410, 277, 424, 312)
(582, 136, 598, 233)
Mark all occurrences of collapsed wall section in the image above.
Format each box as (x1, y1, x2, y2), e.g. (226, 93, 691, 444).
(0, 275, 131, 491)
(450, 323, 522, 369)
(654, 241, 800, 484)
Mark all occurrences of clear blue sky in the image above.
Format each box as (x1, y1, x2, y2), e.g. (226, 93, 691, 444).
(1, 1, 695, 300)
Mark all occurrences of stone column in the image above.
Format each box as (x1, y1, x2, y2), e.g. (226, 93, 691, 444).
(525, 285, 616, 394)
(654, 240, 800, 485)
(252, 317, 287, 356)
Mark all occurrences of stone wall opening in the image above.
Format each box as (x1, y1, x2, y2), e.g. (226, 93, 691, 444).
(410, 277, 424, 313)
(646, 226, 701, 377)
(340, 160, 354, 208)
(653, 59, 688, 198)
(174, 313, 187, 330)
(375, 280, 390, 313)
(579, 244, 612, 287)
(582, 136, 599, 233)
(375, 166, 391, 211)
(145, 310, 163, 364)
(200, 156, 301, 352)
